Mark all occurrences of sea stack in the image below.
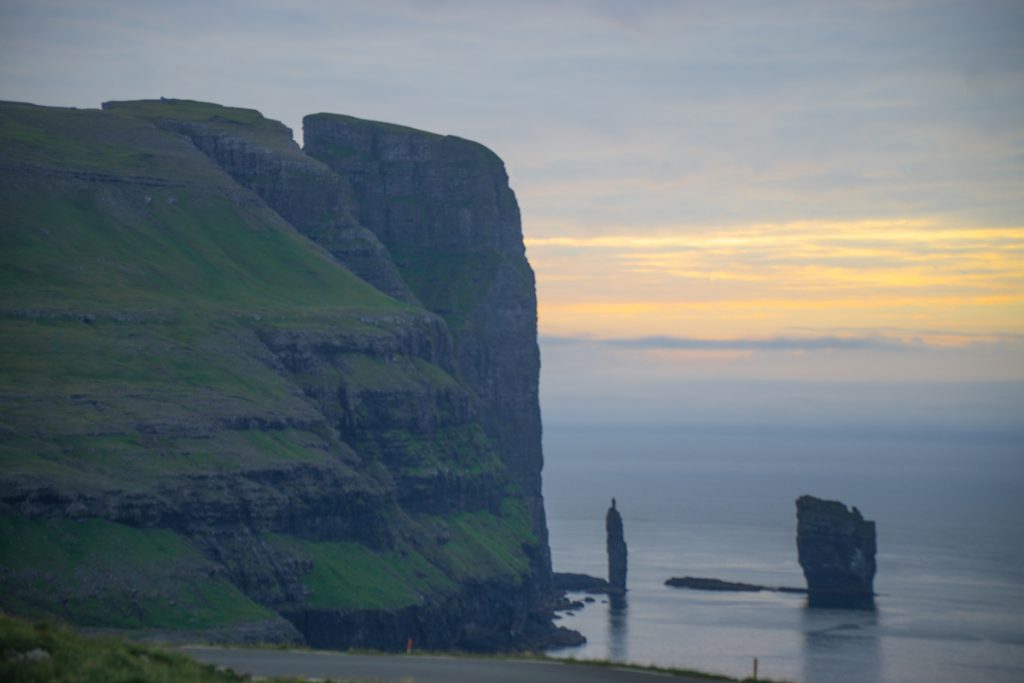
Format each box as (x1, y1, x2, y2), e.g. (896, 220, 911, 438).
(606, 498, 627, 593)
(796, 495, 876, 608)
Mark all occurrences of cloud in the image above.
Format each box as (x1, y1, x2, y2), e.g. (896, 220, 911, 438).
(527, 219, 1024, 341)
(541, 334, 911, 352)
(4, 1, 1023, 230)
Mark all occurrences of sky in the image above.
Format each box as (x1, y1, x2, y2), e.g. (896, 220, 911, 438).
(2, 0, 1023, 438)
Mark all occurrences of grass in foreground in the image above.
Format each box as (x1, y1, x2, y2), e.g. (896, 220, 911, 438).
(0, 609, 792, 683)
(0, 613, 371, 683)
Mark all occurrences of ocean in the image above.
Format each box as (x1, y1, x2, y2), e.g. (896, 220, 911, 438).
(542, 426, 1024, 683)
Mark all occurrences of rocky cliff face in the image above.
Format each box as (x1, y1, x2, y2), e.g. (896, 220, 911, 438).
(0, 99, 558, 649)
(796, 495, 876, 608)
(303, 114, 549, 582)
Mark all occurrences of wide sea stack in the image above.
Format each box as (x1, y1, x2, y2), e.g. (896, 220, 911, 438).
(796, 495, 876, 608)
(0, 99, 560, 650)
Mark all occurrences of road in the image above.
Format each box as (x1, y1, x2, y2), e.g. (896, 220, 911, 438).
(181, 647, 723, 683)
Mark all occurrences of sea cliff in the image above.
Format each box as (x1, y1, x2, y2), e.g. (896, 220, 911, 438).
(0, 99, 560, 649)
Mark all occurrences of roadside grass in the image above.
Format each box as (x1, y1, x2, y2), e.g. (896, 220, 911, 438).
(195, 641, 791, 682)
(363, 649, 790, 682)
(552, 655, 790, 682)
(0, 613, 358, 683)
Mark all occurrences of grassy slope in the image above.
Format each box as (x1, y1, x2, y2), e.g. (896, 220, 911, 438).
(0, 101, 401, 490)
(0, 100, 536, 632)
(0, 517, 275, 630)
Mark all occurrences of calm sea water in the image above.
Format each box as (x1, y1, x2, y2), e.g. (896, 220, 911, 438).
(542, 426, 1024, 683)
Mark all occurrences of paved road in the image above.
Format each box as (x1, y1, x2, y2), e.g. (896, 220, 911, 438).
(182, 647, 718, 683)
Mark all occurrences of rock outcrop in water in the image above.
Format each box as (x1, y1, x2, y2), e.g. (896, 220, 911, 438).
(796, 495, 876, 608)
(552, 572, 615, 594)
(606, 498, 627, 594)
(0, 99, 561, 650)
(665, 576, 807, 594)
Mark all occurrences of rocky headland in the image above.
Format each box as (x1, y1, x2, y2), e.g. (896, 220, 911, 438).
(0, 99, 564, 650)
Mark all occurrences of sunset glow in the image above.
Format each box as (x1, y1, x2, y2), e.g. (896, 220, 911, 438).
(526, 220, 1024, 341)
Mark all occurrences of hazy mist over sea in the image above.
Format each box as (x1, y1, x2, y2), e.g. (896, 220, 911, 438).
(540, 337, 1024, 682)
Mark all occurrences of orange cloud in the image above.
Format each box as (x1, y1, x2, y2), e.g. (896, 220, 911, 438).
(527, 219, 1024, 340)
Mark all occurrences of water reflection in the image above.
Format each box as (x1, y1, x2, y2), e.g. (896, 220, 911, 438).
(607, 593, 629, 662)
(801, 604, 881, 683)
(806, 594, 877, 610)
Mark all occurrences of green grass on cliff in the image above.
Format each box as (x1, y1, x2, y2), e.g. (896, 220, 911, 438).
(390, 247, 536, 332)
(340, 354, 460, 392)
(0, 182, 398, 315)
(272, 495, 534, 611)
(391, 248, 502, 330)
(441, 497, 534, 579)
(353, 424, 503, 476)
(0, 517, 275, 631)
(103, 98, 308, 160)
(0, 102, 194, 178)
(272, 536, 457, 610)
(0, 101, 408, 484)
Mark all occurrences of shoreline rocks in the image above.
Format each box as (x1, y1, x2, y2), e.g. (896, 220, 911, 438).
(552, 572, 615, 594)
(664, 576, 807, 594)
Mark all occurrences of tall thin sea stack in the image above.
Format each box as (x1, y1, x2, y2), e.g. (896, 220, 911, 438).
(796, 495, 876, 608)
(606, 498, 627, 593)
